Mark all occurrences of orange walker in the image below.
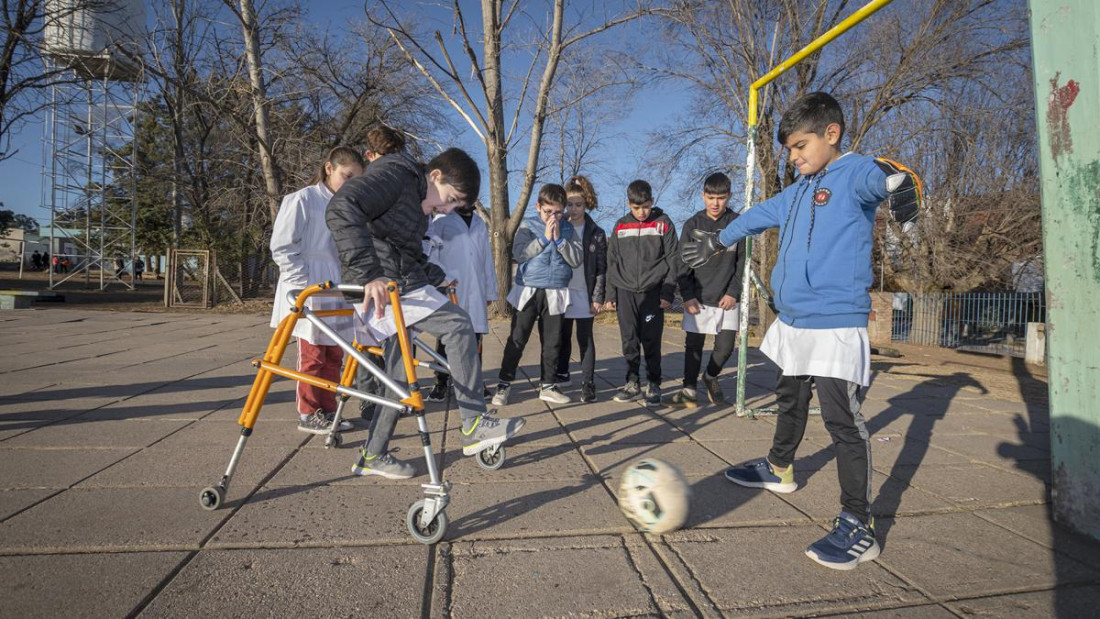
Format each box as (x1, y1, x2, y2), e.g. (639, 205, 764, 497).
(198, 281, 505, 544)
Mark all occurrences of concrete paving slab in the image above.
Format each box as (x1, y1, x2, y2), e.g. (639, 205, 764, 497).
(0, 447, 135, 489)
(661, 407, 781, 441)
(446, 479, 628, 539)
(702, 438, 838, 471)
(0, 551, 188, 618)
(565, 409, 690, 445)
(945, 586, 1100, 617)
(779, 466, 955, 519)
(926, 432, 1050, 466)
(441, 443, 594, 483)
(799, 434, 973, 469)
(76, 445, 293, 490)
(659, 526, 928, 616)
(827, 603, 957, 617)
(886, 463, 1049, 507)
(210, 484, 420, 547)
(974, 504, 1100, 572)
(0, 488, 56, 521)
(444, 535, 692, 617)
(877, 512, 1100, 598)
(2, 418, 191, 449)
(154, 419, 309, 449)
(269, 434, 438, 488)
(143, 546, 431, 617)
(680, 474, 812, 528)
(582, 441, 730, 480)
(0, 487, 229, 553)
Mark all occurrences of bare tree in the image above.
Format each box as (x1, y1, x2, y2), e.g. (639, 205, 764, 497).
(372, 0, 654, 314)
(655, 0, 1035, 314)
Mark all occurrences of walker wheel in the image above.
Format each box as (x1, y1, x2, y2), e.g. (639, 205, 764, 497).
(476, 445, 506, 470)
(406, 499, 448, 544)
(199, 485, 224, 511)
(324, 433, 342, 449)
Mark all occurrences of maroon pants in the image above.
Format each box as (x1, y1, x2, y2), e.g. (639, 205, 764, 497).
(296, 339, 343, 414)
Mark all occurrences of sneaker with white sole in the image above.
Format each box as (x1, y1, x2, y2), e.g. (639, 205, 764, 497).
(666, 388, 699, 409)
(581, 381, 596, 403)
(298, 411, 351, 435)
(491, 383, 511, 407)
(539, 383, 571, 404)
(645, 383, 661, 407)
(460, 414, 526, 456)
(613, 382, 641, 402)
(805, 512, 880, 570)
(724, 458, 797, 493)
(351, 450, 415, 479)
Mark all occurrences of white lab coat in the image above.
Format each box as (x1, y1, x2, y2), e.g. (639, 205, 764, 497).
(269, 182, 353, 345)
(426, 211, 497, 333)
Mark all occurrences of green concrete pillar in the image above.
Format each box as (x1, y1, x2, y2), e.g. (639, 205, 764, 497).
(1028, 0, 1100, 540)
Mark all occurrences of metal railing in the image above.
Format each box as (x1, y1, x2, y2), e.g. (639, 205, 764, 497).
(891, 292, 1046, 356)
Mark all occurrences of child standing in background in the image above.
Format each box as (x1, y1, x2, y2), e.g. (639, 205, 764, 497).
(270, 146, 364, 434)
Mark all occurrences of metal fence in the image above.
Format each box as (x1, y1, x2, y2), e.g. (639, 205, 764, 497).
(891, 292, 1046, 356)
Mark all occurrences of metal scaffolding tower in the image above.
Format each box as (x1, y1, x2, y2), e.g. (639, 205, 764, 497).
(41, 56, 143, 290)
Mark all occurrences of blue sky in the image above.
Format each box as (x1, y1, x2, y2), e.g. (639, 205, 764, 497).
(0, 1, 702, 232)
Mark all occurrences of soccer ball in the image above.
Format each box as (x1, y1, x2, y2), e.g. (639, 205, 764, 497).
(618, 458, 691, 534)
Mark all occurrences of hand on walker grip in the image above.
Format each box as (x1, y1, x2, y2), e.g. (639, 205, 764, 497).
(363, 278, 389, 319)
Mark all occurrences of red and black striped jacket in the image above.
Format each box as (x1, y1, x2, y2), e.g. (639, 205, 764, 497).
(606, 207, 680, 302)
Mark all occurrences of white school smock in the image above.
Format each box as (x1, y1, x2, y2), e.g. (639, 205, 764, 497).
(759, 320, 871, 387)
(425, 211, 497, 334)
(682, 303, 739, 334)
(269, 182, 353, 346)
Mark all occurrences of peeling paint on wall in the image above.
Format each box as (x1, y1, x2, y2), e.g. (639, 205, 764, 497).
(1047, 74, 1080, 162)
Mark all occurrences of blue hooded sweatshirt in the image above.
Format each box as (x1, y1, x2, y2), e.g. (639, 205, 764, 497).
(718, 153, 889, 329)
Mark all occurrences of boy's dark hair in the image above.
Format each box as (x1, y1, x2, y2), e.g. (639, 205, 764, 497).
(538, 183, 567, 207)
(627, 179, 653, 205)
(365, 125, 406, 156)
(426, 148, 480, 202)
(308, 146, 364, 186)
(703, 172, 731, 195)
(777, 91, 845, 145)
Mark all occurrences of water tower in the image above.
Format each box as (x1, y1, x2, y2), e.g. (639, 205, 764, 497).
(40, 0, 146, 289)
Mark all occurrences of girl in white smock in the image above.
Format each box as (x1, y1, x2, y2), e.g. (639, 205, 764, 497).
(270, 146, 363, 434)
(423, 205, 497, 400)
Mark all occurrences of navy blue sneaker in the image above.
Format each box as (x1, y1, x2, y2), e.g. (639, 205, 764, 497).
(723, 458, 797, 493)
(806, 511, 880, 570)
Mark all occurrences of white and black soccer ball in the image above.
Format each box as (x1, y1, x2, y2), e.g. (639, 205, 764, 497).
(618, 458, 691, 534)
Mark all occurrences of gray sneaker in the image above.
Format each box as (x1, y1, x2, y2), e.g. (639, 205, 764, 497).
(351, 449, 415, 479)
(460, 414, 526, 456)
(539, 383, 571, 404)
(645, 383, 661, 407)
(491, 383, 511, 407)
(613, 382, 641, 402)
(323, 412, 354, 432)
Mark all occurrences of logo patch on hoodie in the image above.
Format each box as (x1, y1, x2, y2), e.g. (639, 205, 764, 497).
(812, 188, 832, 207)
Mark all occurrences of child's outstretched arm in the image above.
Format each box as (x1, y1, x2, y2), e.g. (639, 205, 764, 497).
(682, 193, 784, 268)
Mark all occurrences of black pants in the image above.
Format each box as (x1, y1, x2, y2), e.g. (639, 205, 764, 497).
(556, 317, 595, 384)
(616, 288, 663, 384)
(498, 289, 563, 386)
(435, 333, 483, 385)
(768, 372, 872, 523)
(683, 329, 737, 388)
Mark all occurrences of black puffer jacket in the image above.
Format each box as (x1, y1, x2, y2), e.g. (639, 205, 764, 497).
(325, 152, 446, 291)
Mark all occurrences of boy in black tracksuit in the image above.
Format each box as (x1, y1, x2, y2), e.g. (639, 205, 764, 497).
(605, 180, 679, 407)
(667, 173, 747, 408)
